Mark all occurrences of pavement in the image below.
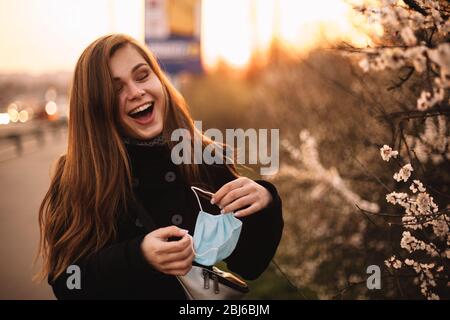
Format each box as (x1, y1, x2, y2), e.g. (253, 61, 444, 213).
(0, 125, 67, 299)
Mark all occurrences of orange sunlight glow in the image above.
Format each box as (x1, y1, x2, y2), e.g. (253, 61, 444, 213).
(201, 0, 373, 69)
(0, 0, 144, 75)
(0, 0, 374, 74)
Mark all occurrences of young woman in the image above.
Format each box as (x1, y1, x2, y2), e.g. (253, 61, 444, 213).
(37, 34, 283, 299)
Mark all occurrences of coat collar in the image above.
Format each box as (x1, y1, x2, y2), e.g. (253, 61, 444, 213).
(123, 133, 167, 147)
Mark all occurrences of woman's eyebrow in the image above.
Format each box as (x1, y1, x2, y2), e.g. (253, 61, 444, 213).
(113, 63, 148, 81)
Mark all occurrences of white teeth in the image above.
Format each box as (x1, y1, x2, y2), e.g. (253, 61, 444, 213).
(129, 102, 154, 115)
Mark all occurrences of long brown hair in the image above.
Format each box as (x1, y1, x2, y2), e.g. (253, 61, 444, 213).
(36, 34, 237, 282)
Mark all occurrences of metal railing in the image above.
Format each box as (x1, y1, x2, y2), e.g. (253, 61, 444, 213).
(0, 119, 67, 157)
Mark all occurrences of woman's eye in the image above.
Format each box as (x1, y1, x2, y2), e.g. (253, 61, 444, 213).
(137, 72, 149, 81)
(115, 84, 123, 93)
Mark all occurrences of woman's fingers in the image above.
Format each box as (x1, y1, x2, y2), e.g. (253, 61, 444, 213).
(221, 194, 256, 214)
(152, 225, 188, 240)
(162, 250, 195, 275)
(158, 234, 194, 275)
(141, 228, 193, 273)
(217, 186, 250, 211)
(234, 203, 260, 218)
(159, 234, 191, 255)
(161, 237, 194, 264)
(213, 178, 273, 217)
(211, 177, 246, 205)
(151, 232, 190, 254)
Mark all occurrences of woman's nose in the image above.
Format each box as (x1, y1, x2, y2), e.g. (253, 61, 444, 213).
(127, 82, 145, 100)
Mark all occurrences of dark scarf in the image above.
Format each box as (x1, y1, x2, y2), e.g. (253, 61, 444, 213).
(122, 133, 167, 147)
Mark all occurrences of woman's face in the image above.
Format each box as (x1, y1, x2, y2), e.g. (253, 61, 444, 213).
(109, 44, 166, 140)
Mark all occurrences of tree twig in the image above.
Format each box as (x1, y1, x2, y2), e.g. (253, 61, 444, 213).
(387, 67, 415, 91)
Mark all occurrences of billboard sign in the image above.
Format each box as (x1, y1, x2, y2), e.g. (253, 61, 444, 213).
(145, 0, 202, 75)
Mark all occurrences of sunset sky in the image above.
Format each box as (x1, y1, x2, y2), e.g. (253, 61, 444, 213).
(0, 0, 371, 74)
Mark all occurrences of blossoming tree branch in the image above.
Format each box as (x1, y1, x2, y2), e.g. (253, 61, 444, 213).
(271, 0, 449, 299)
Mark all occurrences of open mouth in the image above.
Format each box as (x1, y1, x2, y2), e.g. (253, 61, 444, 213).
(128, 102, 155, 119)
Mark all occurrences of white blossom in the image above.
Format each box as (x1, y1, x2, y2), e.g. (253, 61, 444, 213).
(417, 91, 432, 111)
(428, 43, 450, 74)
(407, 46, 427, 73)
(430, 218, 448, 239)
(386, 191, 408, 205)
(400, 27, 417, 46)
(393, 164, 414, 182)
(429, 293, 440, 300)
(405, 258, 415, 266)
(385, 255, 403, 269)
(405, 116, 450, 165)
(356, 4, 449, 116)
(380, 144, 399, 161)
(359, 58, 370, 72)
(400, 231, 439, 256)
(410, 180, 426, 193)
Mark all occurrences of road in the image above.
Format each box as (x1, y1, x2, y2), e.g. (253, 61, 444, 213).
(0, 127, 67, 299)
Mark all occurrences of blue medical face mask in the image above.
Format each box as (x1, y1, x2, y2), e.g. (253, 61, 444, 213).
(190, 186, 243, 266)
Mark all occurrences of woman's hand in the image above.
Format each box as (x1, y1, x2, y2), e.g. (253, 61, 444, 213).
(211, 177, 273, 218)
(140, 226, 194, 276)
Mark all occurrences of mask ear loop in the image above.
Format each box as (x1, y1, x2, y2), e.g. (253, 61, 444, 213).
(190, 186, 214, 213)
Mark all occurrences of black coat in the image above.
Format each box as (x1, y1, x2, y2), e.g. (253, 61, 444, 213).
(50, 142, 284, 299)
